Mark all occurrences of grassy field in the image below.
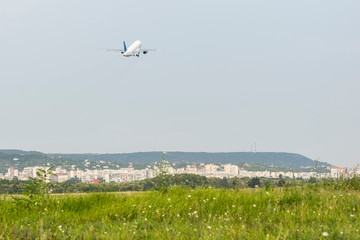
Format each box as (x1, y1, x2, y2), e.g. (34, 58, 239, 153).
(0, 185, 359, 239)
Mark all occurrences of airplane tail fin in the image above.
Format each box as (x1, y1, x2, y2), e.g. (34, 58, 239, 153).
(123, 41, 127, 52)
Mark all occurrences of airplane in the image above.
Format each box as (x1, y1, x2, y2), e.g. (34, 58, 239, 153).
(103, 40, 155, 57)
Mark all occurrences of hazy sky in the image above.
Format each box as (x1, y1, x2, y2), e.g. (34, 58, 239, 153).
(0, 0, 359, 166)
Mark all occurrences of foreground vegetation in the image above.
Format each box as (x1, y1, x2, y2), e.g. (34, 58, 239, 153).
(1, 181, 360, 239)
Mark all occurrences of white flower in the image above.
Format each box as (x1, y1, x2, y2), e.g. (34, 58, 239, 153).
(188, 195, 191, 198)
(232, 205, 235, 208)
(266, 192, 269, 195)
(350, 214, 355, 218)
(213, 197, 216, 200)
(168, 198, 171, 201)
(149, 205, 151, 208)
(253, 204, 256, 207)
(145, 218, 147, 221)
(322, 232, 329, 237)
(58, 226, 62, 229)
(207, 226, 211, 229)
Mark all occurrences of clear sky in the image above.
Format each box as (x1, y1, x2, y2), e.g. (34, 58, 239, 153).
(0, 0, 359, 167)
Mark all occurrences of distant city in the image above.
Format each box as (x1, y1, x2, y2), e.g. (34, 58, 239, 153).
(1, 162, 358, 184)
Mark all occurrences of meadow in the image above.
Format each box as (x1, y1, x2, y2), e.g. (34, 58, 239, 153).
(0, 182, 359, 239)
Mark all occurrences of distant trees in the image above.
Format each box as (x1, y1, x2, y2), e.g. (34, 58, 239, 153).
(247, 177, 261, 188)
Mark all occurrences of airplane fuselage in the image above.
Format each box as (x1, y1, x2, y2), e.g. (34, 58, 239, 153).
(123, 40, 142, 57)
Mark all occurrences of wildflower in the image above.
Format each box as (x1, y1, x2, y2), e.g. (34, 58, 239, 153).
(58, 226, 62, 229)
(266, 192, 269, 195)
(35, 202, 37, 205)
(168, 198, 171, 201)
(145, 218, 147, 221)
(188, 195, 191, 198)
(149, 205, 151, 208)
(253, 204, 256, 207)
(213, 197, 216, 200)
(340, 232, 343, 235)
(207, 226, 211, 229)
(350, 214, 355, 218)
(194, 229, 197, 232)
(322, 232, 329, 237)
(104, 232, 107, 234)
(232, 205, 235, 208)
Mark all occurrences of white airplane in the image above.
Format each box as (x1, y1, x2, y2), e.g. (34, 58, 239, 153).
(104, 40, 155, 57)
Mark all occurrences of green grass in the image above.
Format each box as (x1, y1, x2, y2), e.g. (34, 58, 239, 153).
(0, 185, 359, 239)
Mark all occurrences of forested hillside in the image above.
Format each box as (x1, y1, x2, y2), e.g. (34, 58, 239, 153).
(50, 151, 330, 169)
(0, 149, 331, 174)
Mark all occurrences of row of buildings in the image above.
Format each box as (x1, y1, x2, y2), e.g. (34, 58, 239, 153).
(1, 164, 357, 183)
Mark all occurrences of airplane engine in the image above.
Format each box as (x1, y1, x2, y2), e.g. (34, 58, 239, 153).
(143, 51, 148, 54)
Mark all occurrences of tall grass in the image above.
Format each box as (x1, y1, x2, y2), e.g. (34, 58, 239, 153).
(0, 185, 359, 239)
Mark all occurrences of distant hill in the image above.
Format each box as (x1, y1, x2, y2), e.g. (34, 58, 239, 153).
(0, 150, 84, 174)
(0, 150, 331, 174)
(49, 151, 331, 169)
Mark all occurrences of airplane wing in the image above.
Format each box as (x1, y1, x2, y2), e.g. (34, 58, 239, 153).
(101, 48, 124, 53)
(141, 48, 156, 54)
